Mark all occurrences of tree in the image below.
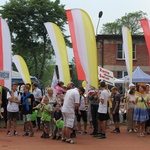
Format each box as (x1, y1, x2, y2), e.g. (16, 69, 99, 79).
(0, 0, 70, 84)
(101, 11, 147, 35)
(70, 58, 82, 87)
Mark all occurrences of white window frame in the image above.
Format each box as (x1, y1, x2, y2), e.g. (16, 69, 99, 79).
(116, 43, 136, 60)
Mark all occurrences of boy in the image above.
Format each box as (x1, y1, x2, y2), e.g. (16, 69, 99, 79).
(21, 85, 35, 137)
(52, 103, 63, 140)
(7, 82, 21, 136)
(41, 96, 52, 138)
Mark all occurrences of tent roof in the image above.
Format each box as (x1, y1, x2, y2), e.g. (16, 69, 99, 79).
(12, 70, 34, 79)
(132, 66, 150, 82)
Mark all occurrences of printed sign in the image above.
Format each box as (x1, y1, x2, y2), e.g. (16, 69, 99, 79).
(0, 71, 10, 80)
(98, 67, 114, 86)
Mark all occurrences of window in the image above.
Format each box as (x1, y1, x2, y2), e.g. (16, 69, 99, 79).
(117, 44, 136, 60)
(117, 71, 128, 78)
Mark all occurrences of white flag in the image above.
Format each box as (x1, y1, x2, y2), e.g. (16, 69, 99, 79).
(51, 70, 58, 97)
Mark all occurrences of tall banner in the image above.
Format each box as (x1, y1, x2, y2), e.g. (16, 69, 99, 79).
(122, 27, 133, 84)
(0, 18, 12, 90)
(44, 22, 71, 85)
(140, 19, 150, 56)
(12, 55, 31, 85)
(66, 10, 85, 80)
(66, 9, 98, 89)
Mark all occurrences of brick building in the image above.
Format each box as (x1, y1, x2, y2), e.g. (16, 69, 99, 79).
(96, 35, 150, 78)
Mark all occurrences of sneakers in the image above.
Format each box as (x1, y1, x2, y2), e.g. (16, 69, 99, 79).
(84, 131, 88, 134)
(56, 136, 61, 140)
(41, 133, 46, 138)
(97, 134, 106, 139)
(66, 139, 74, 144)
(14, 131, 19, 136)
(22, 132, 29, 136)
(129, 129, 132, 133)
(43, 134, 50, 138)
(7, 131, 11, 137)
(111, 129, 120, 133)
(30, 132, 34, 137)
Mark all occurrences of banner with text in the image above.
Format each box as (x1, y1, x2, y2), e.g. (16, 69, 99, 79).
(98, 67, 114, 86)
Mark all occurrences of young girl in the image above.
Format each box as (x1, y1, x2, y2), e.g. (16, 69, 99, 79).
(77, 87, 87, 134)
(41, 96, 52, 138)
(54, 81, 66, 105)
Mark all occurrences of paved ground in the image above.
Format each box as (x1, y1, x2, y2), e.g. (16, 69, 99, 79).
(0, 125, 150, 150)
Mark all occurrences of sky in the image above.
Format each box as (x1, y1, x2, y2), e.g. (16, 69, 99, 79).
(1, 0, 150, 62)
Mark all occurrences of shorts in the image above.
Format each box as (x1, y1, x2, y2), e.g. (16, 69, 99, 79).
(77, 110, 87, 122)
(41, 121, 49, 129)
(7, 112, 19, 120)
(62, 112, 75, 128)
(98, 113, 109, 121)
(23, 114, 32, 122)
(113, 113, 120, 122)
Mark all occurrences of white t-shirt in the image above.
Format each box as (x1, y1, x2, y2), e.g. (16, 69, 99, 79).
(62, 88, 80, 113)
(7, 91, 21, 112)
(127, 94, 136, 109)
(79, 96, 86, 111)
(33, 88, 42, 102)
(98, 89, 109, 114)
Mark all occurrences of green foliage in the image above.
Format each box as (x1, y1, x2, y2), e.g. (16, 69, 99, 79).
(0, 0, 69, 85)
(101, 11, 147, 35)
(70, 58, 82, 87)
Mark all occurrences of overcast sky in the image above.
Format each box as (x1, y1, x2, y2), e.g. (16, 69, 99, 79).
(1, 0, 150, 61)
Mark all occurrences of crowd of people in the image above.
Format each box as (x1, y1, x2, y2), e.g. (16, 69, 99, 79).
(0, 81, 150, 144)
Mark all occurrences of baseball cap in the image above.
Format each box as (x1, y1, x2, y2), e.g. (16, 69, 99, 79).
(129, 83, 135, 88)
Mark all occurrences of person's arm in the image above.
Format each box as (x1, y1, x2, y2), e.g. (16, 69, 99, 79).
(74, 91, 80, 110)
(113, 101, 119, 114)
(112, 95, 120, 114)
(7, 91, 13, 102)
(35, 90, 42, 101)
(100, 92, 104, 104)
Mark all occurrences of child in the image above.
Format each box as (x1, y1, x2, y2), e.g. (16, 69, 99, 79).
(41, 96, 52, 138)
(52, 103, 63, 140)
(0, 86, 3, 119)
(77, 87, 87, 134)
(54, 81, 66, 105)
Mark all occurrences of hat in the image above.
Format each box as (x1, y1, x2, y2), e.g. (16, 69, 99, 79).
(129, 83, 135, 88)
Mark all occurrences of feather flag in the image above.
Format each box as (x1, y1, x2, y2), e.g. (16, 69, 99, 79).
(51, 70, 58, 97)
(66, 9, 98, 89)
(122, 27, 133, 84)
(44, 22, 70, 85)
(0, 18, 12, 90)
(66, 10, 85, 80)
(12, 55, 31, 85)
(140, 19, 150, 56)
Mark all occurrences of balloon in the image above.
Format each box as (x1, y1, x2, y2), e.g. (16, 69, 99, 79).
(31, 110, 38, 121)
(56, 120, 64, 128)
(82, 81, 86, 88)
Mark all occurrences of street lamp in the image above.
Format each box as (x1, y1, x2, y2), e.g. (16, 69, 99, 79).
(96, 11, 103, 35)
(96, 11, 104, 68)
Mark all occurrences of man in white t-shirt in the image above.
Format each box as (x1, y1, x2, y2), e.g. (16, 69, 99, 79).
(61, 82, 80, 144)
(33, 83, 42, 105)
(7, 82, 21, 136)
(97, 81, 109, 139)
